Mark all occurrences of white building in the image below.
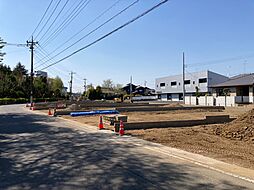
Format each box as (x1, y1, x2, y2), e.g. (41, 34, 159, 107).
(155, 70, 228, 101)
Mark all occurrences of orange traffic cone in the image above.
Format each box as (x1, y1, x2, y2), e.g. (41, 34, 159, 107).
(30, 102, 34, 110)
(119, 120, 124, 136)
(48, 108, 52, 116)
(98, 116, 104, 130)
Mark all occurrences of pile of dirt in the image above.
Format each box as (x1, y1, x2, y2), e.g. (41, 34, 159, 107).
(214, 109, 254, 142)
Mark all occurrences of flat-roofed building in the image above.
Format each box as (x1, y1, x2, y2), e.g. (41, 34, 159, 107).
(155, 70, 228, 101)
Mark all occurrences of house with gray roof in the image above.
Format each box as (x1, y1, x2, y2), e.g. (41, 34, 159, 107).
(211, 73, 254, 103)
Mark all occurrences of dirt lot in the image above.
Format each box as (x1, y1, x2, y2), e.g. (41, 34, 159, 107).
(58, 105, 254, 169)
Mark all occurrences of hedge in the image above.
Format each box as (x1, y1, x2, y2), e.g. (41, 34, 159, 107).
(0, 98, 28, 105)
(0, 98, 67, 105)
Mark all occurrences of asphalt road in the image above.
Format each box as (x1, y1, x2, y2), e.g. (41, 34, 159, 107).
(0, 104, 254, 190)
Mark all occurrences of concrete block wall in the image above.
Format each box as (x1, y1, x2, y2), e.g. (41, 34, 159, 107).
(198, 97, 206, 106)
(184, 96, 191, 105)
(206, 96, 215, 106)
(250, 96, 254, 103)
(215, 96, 236, 107)
(191, 97, 197, 105)
(215, 96, 226, 106)
(185, 95, 254, 107)
(225, 96, 236, 107)
(185, 96, 215, 106)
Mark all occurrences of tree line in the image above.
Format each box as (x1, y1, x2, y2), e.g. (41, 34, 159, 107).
(0, 62, 64, 99)
(0, 37, 64, 100)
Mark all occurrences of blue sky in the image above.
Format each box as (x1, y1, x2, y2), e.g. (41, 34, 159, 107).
(1, 0, 254, 92)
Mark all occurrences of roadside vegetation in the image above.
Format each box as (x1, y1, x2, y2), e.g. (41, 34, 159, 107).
(0, 38, 65, 104)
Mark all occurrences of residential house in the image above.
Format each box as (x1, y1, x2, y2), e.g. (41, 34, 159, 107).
(211, 73, 254, 103)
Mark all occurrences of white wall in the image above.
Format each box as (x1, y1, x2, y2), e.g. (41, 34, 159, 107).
(215, 96, 235, 107)
(198, 96, 206, 106)
(216, 97, 225, 106)
(155, 71, 209, 94)
(191, 97, 197, 105)
(225, 96, 236, 107)
(156, 71, 229, 95)
(185, 95, 253, 107)
(185, 96, 191, 105)
(161, 94, 167, 101)
(207, 96, 214, 106)
(172, 94, 179, 101)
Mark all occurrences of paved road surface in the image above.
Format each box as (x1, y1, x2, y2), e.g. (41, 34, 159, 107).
(0, 104, 254, 190)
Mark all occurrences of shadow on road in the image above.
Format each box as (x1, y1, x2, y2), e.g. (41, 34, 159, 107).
(0, 112, 251, 190)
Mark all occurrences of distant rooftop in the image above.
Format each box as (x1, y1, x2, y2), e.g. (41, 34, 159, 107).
(212, 73, 254, 88)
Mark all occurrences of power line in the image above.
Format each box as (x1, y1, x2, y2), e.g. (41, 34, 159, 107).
(39, 0, 83, 45)
(36, 46, 84, 82)
(34, 0, 62, 40)
(35, 44, 55, 66)
(38, 0, 70, 42)
(40, 0, 92, 47)
(187, 53, 254, 67)
(38, 0, 122, 63)
(36, 0, 140, 69)
(35, 49, 71, 80)
(40, 0, 169, 70)
(29, 0, 54, 39)
(2, 42, 27, 47)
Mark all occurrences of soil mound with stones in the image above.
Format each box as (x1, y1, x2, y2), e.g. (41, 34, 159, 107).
(214, 109, 254, 142)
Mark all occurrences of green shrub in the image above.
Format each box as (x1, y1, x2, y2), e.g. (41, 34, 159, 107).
(0, 98, 28, 105)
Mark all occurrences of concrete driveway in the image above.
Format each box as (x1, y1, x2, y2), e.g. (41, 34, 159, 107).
(0, 104, 253, 190)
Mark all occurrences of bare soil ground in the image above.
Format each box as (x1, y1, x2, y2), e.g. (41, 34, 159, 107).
(54, 105, 254, 169)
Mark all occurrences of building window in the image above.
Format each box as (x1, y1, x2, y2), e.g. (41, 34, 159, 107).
(160, 83, 165, 87)
(171, 81, 177, 86)
(179, 82, 181, 85)
(184, 80, 190, 85)
(167, 93, 172, 100)
(193, 81, 195, 84)
(199, 78, 207, 83)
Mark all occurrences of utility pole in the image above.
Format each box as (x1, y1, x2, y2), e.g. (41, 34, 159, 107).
(83, 78, 87, 93)
(69, 71, 76, 101)
(182, 52, 186, 104)
(26, 36, 38, 104)
(130, 76, 133, 103)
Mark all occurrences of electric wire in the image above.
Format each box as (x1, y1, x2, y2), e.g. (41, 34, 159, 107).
(35, 49, 70, 80)
(29, 0, 54, 40)
(37, 0, 122, 65)
(187, 54, 254, 67)
(34, 0, 62, 40)
(35, 44, 55, 63)
(38, 0, 83, 45)
(40, 0, 92, 47)
(40, 0, 169, 70)
(38, 0, 70, 42)
(36, 0, 140, 69)
(36, 45, 84, 82)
